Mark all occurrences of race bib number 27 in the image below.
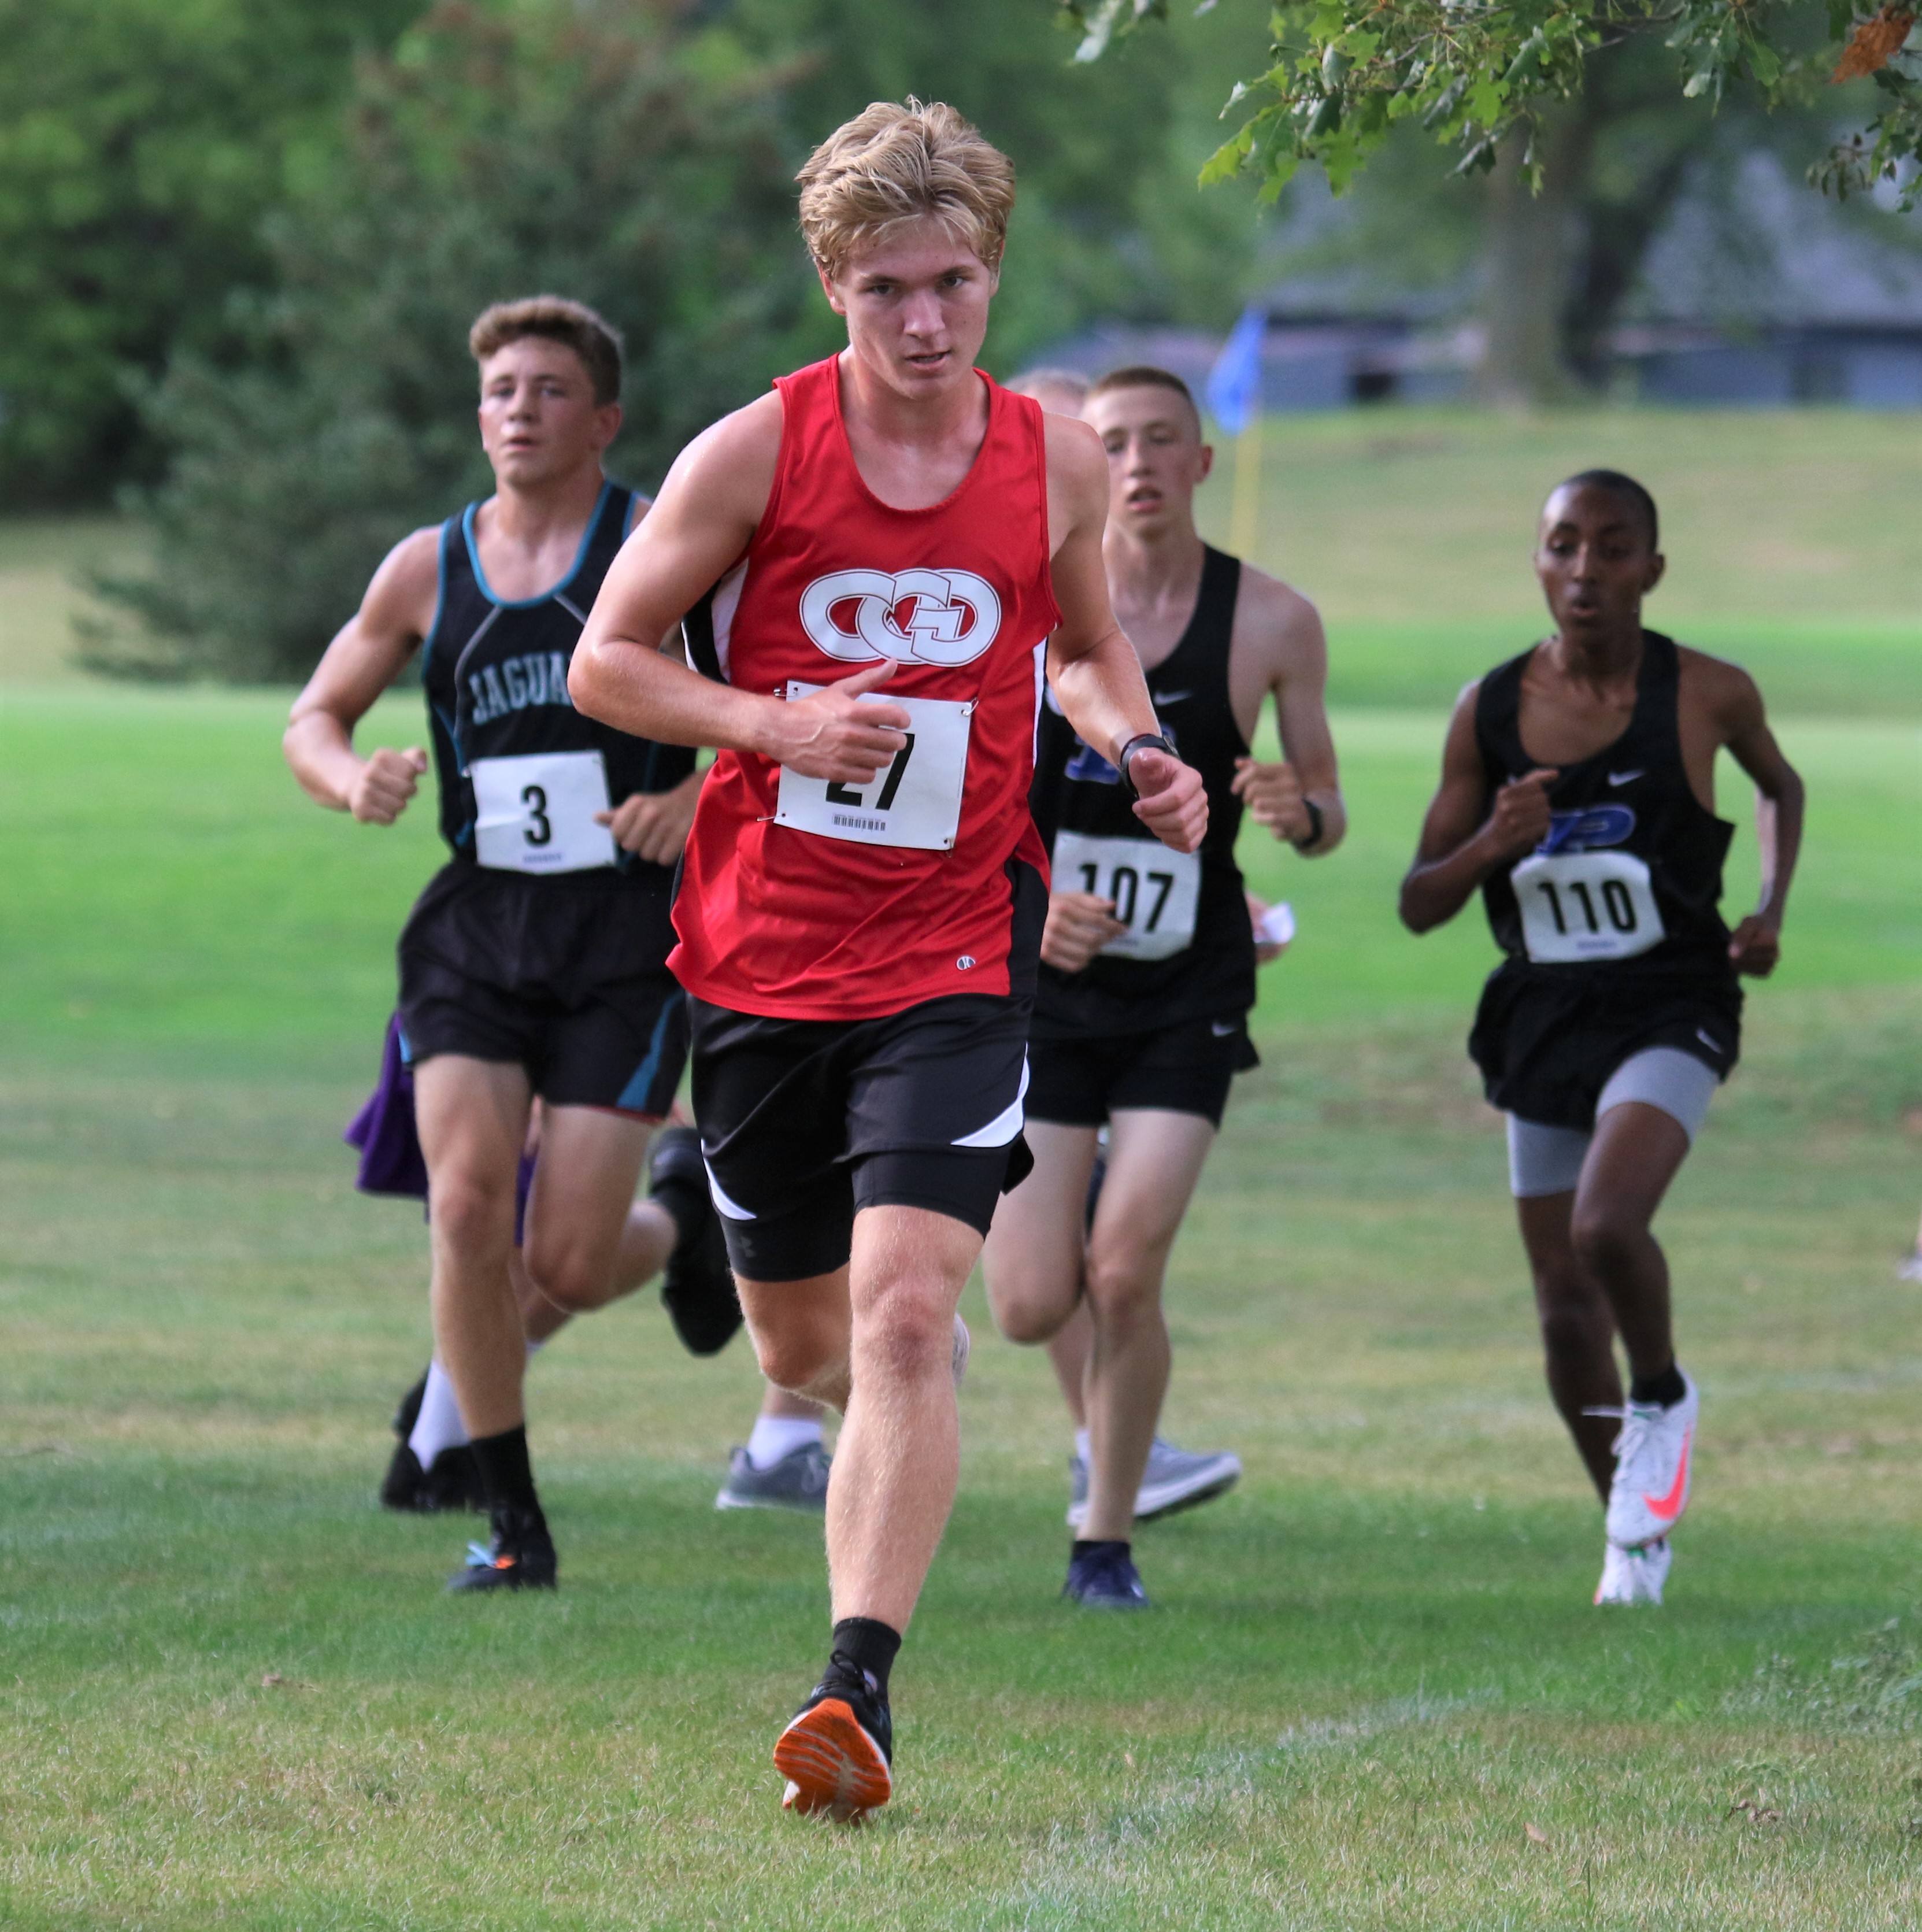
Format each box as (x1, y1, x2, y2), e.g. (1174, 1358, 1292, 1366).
(774, 684, 972, 852)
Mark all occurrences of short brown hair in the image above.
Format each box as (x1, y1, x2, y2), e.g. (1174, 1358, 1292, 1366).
(468, 296, 623, 406)
(1086, 365, 1201, 428)
(798, 99, 1016, 282)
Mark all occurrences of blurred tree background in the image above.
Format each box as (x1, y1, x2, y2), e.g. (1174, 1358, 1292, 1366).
(9, 0, 1901, 679)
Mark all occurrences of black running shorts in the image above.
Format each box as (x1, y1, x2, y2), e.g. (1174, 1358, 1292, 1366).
(1469, 956, 1741, 1132)
(397, 863, 687, 1119)
(690, 992, 1035, 1282)
(1027, 1012, 1260, 1131)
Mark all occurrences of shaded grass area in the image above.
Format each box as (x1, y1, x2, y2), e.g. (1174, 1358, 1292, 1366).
(4, 687, 1922, 1924)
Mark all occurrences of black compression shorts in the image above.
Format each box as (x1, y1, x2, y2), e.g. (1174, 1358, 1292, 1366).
(689, 992, 1035, 1282)
(397, 862, 687, 1118)
(1026, 1012, 1260, 1131)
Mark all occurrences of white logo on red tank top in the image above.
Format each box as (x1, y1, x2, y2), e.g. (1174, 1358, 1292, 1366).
(799, 568, 1002, 668)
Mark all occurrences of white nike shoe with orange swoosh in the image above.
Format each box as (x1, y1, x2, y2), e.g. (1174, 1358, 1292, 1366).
(1601, 1372, 1698, 1550)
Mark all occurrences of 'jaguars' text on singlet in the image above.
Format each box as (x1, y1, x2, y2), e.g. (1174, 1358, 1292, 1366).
(1029, 545, 1256, 1037)
(421, 481, 694, 887)
(672, 356, 1060, 1020)
(1473, 630, 1734, 977)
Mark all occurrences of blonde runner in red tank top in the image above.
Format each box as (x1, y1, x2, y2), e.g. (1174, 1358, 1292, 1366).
(672, 357, 1060, 1020)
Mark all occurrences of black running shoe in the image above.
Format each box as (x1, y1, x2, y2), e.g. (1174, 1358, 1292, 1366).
(648, 1125, 742, 1356)
(773, 1661, 893, 1820)
(380, 1371, 484, 1513)
(446, 1505, 557, 1593)
(1063, 1542, 1151, 1610)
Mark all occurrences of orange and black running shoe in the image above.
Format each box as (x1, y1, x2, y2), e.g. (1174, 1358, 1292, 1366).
(773, 1664, 893, 1822)
(446, 1505, 556, 1593)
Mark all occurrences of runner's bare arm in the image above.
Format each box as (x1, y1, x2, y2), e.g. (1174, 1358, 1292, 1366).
(1226, 568, 1346, 855)
(283, 526, 440, 823)
(1043, 414, 1208, 855)
(1714, 667, 1804, 977)
(569, 398, 911, 786)
(1399, 683, 1558, 933)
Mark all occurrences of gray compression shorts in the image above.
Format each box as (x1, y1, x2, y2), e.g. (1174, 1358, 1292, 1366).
(1506, 1046, 1721, 1198)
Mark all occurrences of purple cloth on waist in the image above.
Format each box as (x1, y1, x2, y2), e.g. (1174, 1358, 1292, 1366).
(344, 1015, 429, 1200)
(343, 1015, 538, 1240)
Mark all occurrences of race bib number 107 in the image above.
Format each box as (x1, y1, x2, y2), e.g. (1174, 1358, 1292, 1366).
(1051, 828, 1202, 962)
(774, 684, 972, 852)
(1511, 848, 1664, 963)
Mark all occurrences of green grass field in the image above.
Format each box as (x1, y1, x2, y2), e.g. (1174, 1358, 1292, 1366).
(3, 410, 1921, 1927)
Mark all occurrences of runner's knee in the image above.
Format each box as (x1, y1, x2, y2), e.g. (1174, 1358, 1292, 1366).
(1082, 1246, 1165, 1328)
(428, 1171, 516, 1259)
(1569, 1205, 1648, 1278)
(853, 1279, 957, 1381)
(521, 1241, 608, 1314)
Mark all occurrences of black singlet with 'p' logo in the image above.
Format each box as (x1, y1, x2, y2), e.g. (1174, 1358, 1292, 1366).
(1467, 628, 1745, 1127)
(1029, 545, 1256, 1037)
(420, 480, 694, 884)
(1473, 630, 1734, 973)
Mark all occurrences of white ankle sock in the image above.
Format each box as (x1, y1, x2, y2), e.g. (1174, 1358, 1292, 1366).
(1074, 1428, 1092, 1464)
(408, 1359, 469, 1468)
(746, 1415, 823, 1470)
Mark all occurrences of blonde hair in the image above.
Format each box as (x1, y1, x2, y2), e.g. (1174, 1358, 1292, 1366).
(797, 100, 1016, 283)
(469, 296, 623, 406)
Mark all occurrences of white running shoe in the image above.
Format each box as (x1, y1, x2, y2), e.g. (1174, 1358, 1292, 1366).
(1594, 1536, 1672, 1606)
(951, 1313, 970, 1390)
(1898, 1246, 1922, 1284)
(1599, 1372, 1698, 1550)
(1065, 1437, 1243, 1530)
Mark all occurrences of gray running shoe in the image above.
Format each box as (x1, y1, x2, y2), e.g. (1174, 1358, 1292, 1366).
(1066, 1436, 1243, 1529)
(714, 1440, 831, 1513)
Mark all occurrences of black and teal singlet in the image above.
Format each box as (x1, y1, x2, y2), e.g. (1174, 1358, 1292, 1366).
(420, 480, 694, 884)
(1468, 630, 1743, 1127)
(1029, 545, 1256, 1037)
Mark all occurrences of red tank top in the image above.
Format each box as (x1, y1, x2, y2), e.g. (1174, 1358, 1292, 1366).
(672, 355, 1059, 1020)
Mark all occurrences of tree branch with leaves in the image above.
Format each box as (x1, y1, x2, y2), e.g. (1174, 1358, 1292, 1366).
(1062, 1, 1922, 206)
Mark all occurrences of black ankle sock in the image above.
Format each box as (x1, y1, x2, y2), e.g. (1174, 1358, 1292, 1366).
(829, 1617, 901, 1698)
(470, 1424, 542, 1518)
(1072, 1539, 1131, 1564)
(1630, 1363, 1687, 1408)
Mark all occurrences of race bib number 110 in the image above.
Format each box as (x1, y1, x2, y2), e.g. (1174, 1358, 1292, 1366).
(1512, 848, 1664, 963)
(774, 684, 972, 852)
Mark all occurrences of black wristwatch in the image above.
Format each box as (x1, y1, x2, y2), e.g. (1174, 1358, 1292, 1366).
(1291, 796, 1325, 853)
(1116, 732, 1175, 799)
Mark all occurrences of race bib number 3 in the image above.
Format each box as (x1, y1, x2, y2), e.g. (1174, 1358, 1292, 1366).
(774, 685, 972, 852)
(1512, 849, 1664, 963)
(1051, 829, 1202, 962)
(471, 750, 617, 874)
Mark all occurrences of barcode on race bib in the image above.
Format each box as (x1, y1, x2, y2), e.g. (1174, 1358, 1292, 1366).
(1512, 848, 1665, 963)
(1051, 828, 1202, 961)
(471, 750, 617, 874)
(775, 684, 972, 852)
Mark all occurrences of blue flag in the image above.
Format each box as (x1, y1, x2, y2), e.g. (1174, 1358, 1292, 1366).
(1205, 304, 1266, 437)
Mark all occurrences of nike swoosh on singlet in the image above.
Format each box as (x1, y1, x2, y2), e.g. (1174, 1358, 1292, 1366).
(1210, 1020, 1237, 1037)
(1150, 691, 1192, 708)
(1607, 769, 1644, 787)
(1643, 1425, 1693, 1522)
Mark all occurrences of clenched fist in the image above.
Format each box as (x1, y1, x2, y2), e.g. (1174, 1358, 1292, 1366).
(349, 746, 428, 825)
